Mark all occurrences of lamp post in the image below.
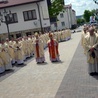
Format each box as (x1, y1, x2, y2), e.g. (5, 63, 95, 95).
(0, 9, 12, 40)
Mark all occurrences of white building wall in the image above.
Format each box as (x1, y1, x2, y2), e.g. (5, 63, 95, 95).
(0, 0, 50, 34)
(50, 23, 57, 31)
(71, 10, 74, 25)
(64, 9, 72, 28)
(57, 12, 65, 30)
(50, 7, 76, 31)
(67, 8, 72, 28)
(72, 11, 77, 25)
(39, 0, 50, 28)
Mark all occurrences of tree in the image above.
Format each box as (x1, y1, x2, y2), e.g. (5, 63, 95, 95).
(91, 9, 96, 16)
(93, 0, 98, 4)
(48, 0, 64, 18)
(77, 18, 85, 25)
(83, 10, 91, 22)
(83, 9, 98, 22)
(93, 9, 98, 21)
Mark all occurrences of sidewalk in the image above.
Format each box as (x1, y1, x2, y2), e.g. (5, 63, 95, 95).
(0, 32, 97, 98)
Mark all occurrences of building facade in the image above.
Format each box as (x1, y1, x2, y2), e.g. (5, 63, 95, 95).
(0, 0, 50, 40)
(50, 4, 77, 31)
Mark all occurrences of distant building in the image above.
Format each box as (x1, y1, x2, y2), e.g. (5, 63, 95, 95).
(50, 4, 77, 31)
(0, 0, 50, 40)
(76, 15, 83, 19)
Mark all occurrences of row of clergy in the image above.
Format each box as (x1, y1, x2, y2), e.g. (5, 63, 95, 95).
(81, 25, 98, 76)
(0, 29, 71, 74)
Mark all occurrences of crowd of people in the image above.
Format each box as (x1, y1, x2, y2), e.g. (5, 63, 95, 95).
(81, 24, 98, 76)
(0, 29, 71, 74)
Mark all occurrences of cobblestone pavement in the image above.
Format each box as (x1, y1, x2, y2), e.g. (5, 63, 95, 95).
(1, 32, 97, 98)
(55, 39, 98, 98)
(0, 55, 35, 82)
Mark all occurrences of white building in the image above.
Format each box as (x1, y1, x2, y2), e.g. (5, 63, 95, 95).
(51, 4, 77, 31)
(0, 0, 50, 39)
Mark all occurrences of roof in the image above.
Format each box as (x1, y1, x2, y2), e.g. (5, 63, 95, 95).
(0, 0, 43, 8)
(64, 4, 72, 9)
(72, 9, 75, 12)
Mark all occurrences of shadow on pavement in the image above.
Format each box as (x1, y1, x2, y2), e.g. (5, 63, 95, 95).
(13, 63, 27, 67)
(0, 69, 15, 77)
(0, 63, 27, 81)
(51, 60, 64, 64)
(37, 62, 48, 65)
(92, 75, 98, 80)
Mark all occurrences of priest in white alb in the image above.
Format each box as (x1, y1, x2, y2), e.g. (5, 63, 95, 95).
(84, 27, 98, 76)
(33, 33, 45, 64)
(81, 26, 89, 55)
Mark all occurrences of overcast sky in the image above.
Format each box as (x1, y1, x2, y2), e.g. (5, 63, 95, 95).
(64, 0, 98, 16)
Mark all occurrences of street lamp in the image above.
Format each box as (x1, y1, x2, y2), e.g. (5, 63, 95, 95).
(0, 9, 12, 40)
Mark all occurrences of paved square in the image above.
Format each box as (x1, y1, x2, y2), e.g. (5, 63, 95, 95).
(1, 32, 97, 98)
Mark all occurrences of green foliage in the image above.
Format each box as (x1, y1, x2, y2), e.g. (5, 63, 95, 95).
(91, 9, 96, 15)
(77, 18, 85, 25)
(83, 10, 91, 22)
(48, 0, 64, 18)
(83, 9, 98, 22)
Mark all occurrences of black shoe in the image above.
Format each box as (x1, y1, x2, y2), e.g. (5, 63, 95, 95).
(90, 72, 96, 76)
(51, 60, 57, 62)
(42, 61, 44, 63)
(37, 62, 40, 64)
(94, 72, 98, 75)
(18, 63, 24, 65)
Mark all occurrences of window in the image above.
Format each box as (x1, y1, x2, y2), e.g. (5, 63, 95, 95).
(60, 13, 64, 18)
(10, 35, 14, 38)
(7, 13, 18, 24)
(23, 10, 37, 21)
(61, 22, 65, 26)
(26, 32, 31, 36)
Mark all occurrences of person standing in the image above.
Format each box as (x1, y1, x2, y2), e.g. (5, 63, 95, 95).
(28, 35, 34, 57)
(33, 33, 45, 64)
(84, 27, 98, 76)
(14, 39, 24, 65)
(81, 26, 89, 55)
(47, 33, 60, 62)
(8, 38, 16, 64)
(0, 40, 12, 70)
(0, 43, 5, 73)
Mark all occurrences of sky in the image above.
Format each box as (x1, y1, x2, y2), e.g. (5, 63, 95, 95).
(64, 0, 98, 16)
